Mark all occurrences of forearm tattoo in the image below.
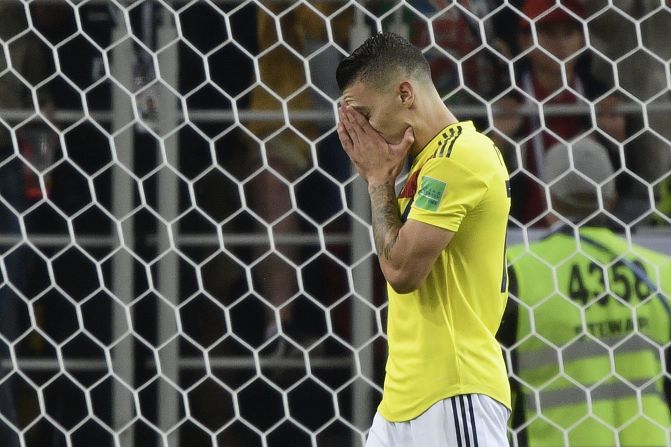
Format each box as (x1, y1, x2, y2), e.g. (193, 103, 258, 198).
(369, 183, 402, 260)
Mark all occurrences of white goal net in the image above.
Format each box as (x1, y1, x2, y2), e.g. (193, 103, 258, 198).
(0, 0, 669, 446)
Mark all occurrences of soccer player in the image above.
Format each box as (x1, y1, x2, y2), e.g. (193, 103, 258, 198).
(336, 32, 511, 447)
(498, 138, 671, 446)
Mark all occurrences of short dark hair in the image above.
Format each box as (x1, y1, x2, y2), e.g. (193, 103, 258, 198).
(336, 32, 431, 91)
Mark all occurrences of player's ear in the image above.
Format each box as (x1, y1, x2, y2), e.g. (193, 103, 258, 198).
(398, 81, 414, 109)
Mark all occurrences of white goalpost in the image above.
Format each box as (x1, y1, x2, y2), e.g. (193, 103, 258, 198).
(0, 1, 670, 446)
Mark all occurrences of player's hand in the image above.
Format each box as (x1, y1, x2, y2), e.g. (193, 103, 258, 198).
(337, 104, 414, 186)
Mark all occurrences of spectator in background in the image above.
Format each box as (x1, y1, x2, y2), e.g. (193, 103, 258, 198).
(373, 0, 509, 113)
(579, 0, 671, 226)
(404, 0, 508, 103)
(0, 3, 56, 446)
(245, 2, 315, 345)
(244, 2, 351, 347)
(585, 0, 671, 219)
(491, 0, 610, 225)
(591, 92, 652, 223)
(498, 137, 671, 446)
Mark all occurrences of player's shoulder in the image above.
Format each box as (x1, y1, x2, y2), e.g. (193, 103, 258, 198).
(426, 122, 502, 170)
(419, 122, 471, 161)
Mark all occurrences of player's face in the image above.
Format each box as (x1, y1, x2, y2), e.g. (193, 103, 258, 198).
(342, 80, 408, 145)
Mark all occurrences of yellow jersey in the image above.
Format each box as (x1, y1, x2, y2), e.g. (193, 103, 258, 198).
(378, 121, 512, 421)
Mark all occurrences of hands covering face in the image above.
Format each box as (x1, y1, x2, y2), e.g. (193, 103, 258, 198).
(337, 104, 415, 187)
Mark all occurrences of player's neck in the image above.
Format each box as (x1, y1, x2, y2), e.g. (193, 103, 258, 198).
(409, 96, 458, 157)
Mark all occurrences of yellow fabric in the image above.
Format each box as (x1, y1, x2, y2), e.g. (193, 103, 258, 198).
(246, 3, 323, 167)
(378, 121, 512, 422)
(654, 177, 671, 224)
(246, 2, 352, 165)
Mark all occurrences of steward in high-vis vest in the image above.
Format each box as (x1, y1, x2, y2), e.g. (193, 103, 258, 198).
(498, 138, 671, 447)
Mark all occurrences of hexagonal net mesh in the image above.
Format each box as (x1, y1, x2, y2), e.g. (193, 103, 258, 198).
(0, 0, 669, 446)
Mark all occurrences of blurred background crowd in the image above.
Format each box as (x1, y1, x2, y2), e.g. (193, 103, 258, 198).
(0, 0, 669, 446)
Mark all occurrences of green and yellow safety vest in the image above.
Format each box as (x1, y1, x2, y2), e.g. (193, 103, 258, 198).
(653, 178, 671, 225)
(505, 226, 671, 446)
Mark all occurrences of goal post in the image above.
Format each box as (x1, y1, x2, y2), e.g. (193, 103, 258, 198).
(0, 1, 669, 446)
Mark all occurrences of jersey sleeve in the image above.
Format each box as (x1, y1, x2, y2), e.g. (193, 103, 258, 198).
(407, 157, 488, 232)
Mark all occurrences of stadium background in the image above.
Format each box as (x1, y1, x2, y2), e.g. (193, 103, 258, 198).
(0, 0, 669, 446)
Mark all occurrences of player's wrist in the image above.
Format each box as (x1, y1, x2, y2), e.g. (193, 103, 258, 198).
(367, 179, 395, 194)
